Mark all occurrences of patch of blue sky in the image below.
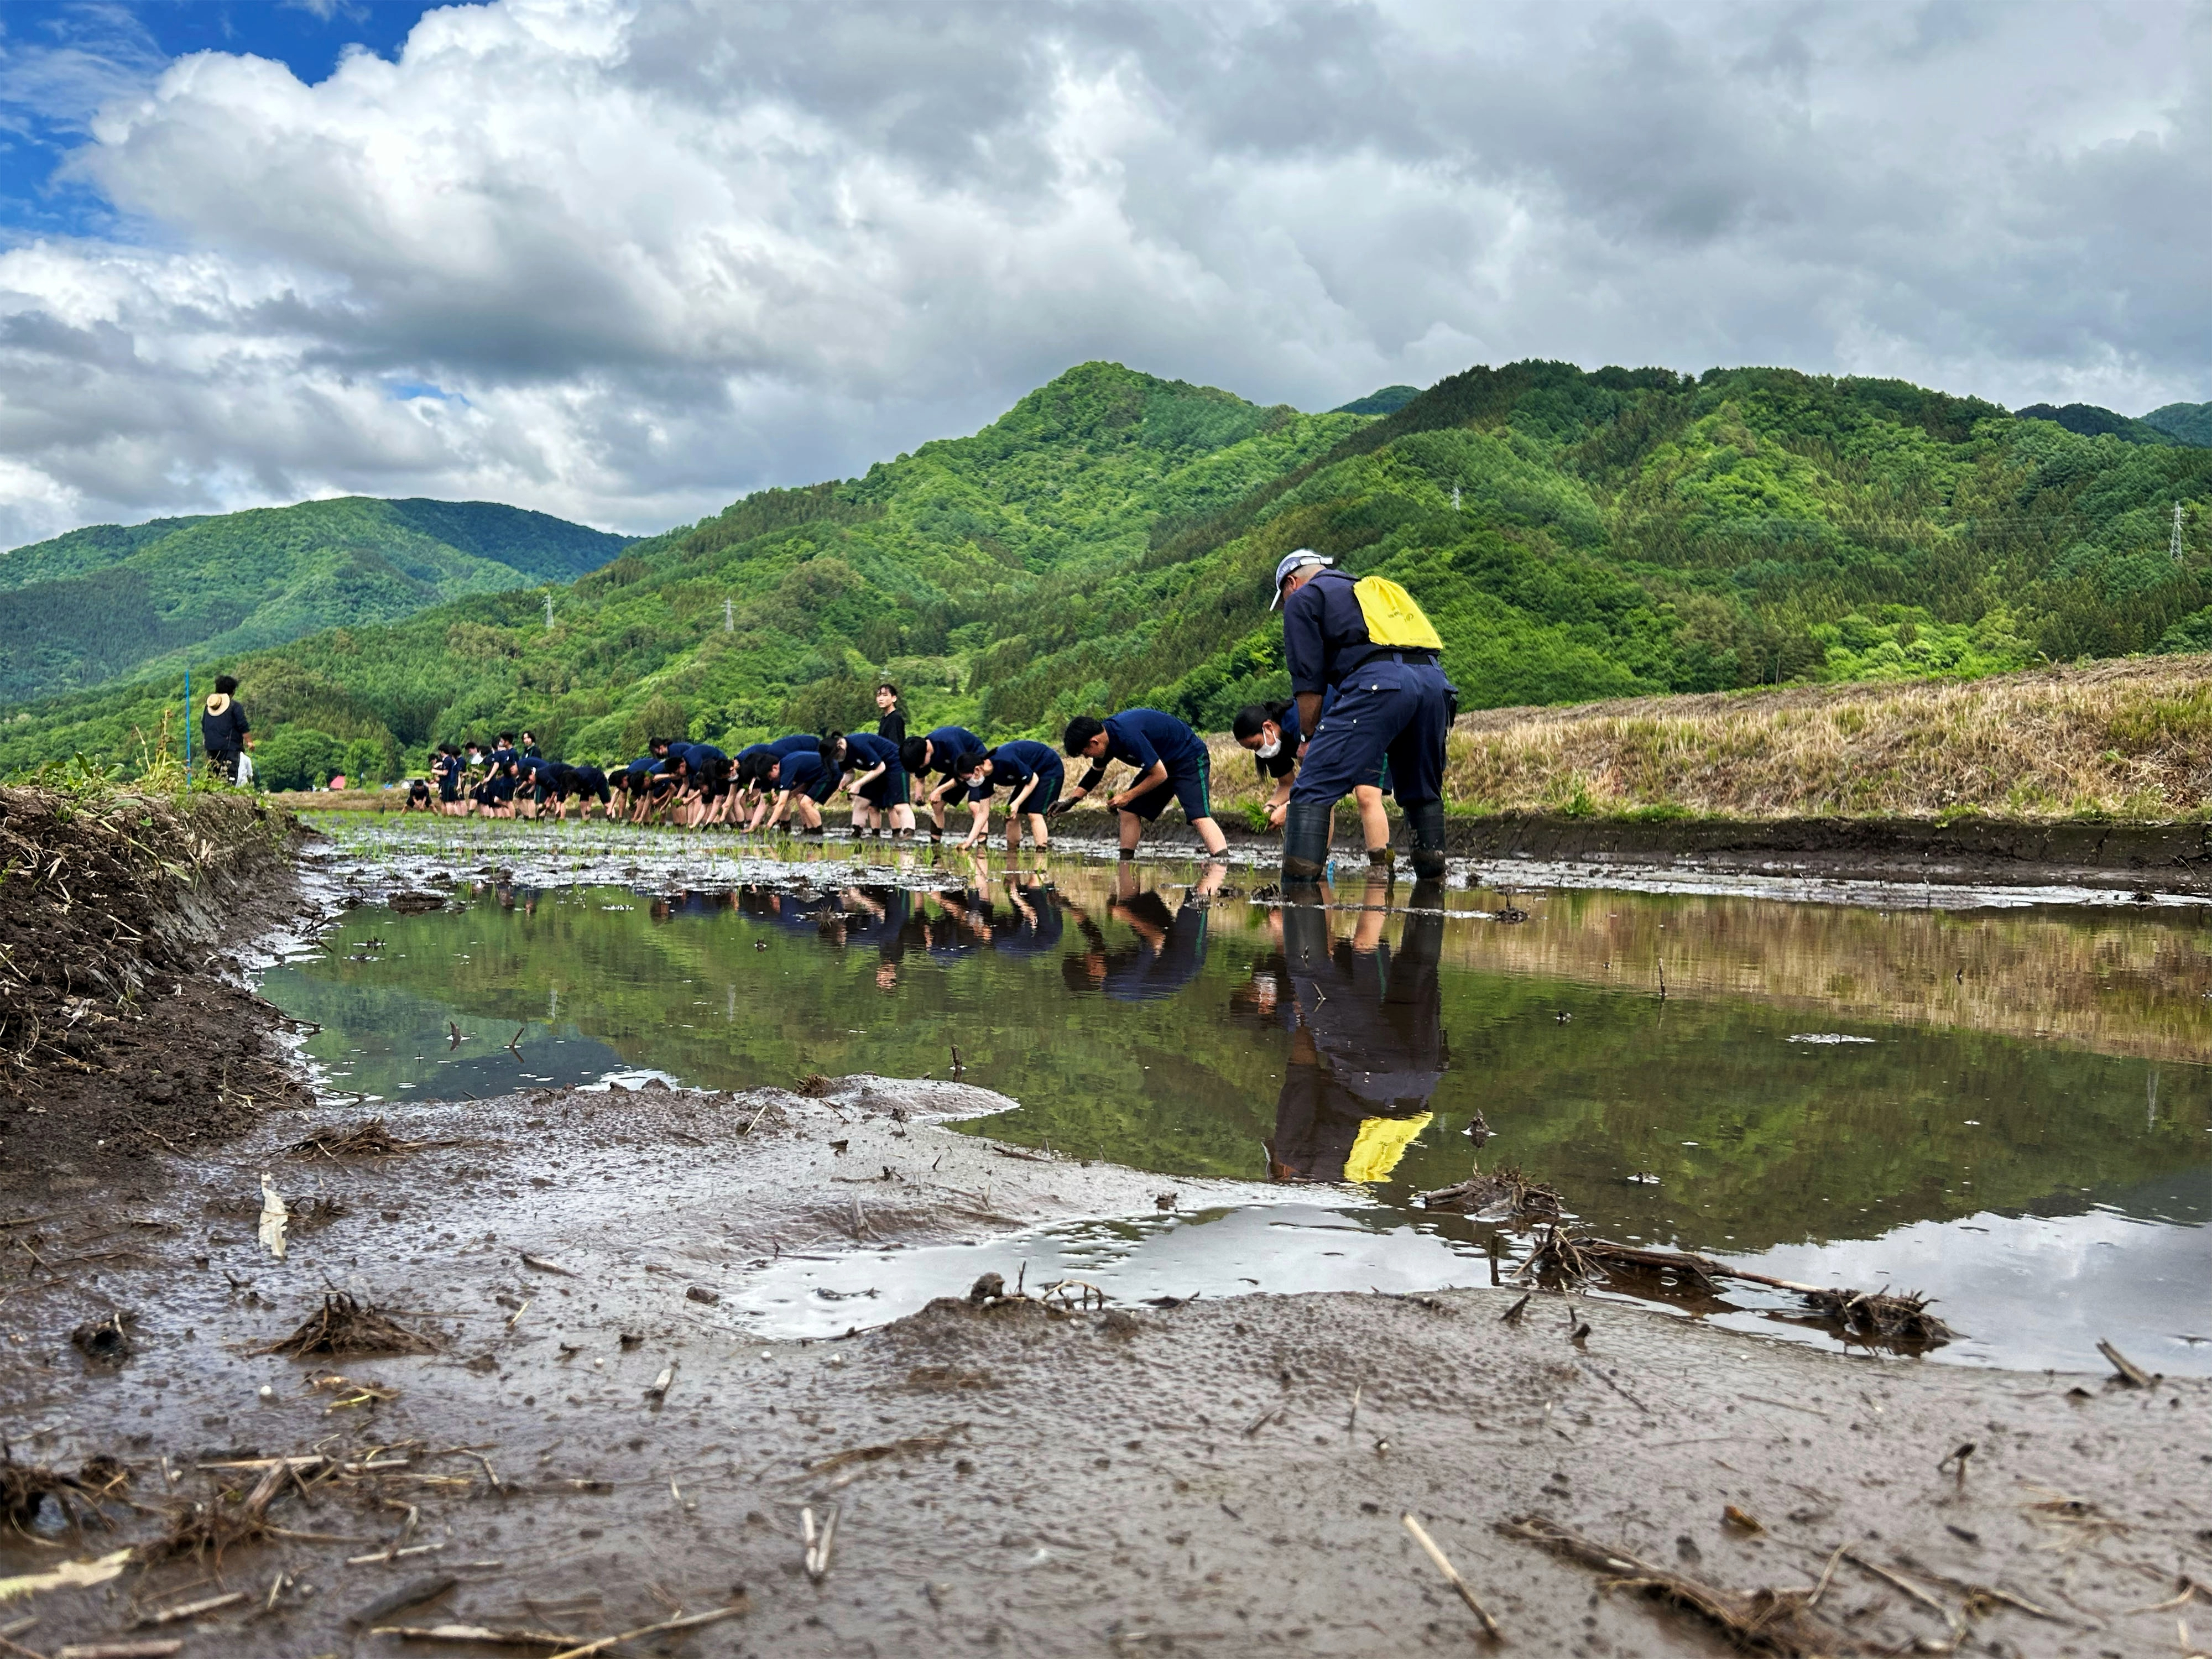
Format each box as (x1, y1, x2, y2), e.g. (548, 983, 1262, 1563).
(388, 379, 467, 404)
(0, 0, 439, 238)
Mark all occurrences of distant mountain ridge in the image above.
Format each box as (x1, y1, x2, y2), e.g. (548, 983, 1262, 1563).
(2145, 402, 2212, 447)
(0, 497, 631, 702)
(2016, 400, 2212, 448)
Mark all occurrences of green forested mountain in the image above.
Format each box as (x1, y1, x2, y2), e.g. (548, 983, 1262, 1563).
(0, 496, 631, 701)
(5, 359, 2211, 790)
(2146, 402, 2212, 447)
(2013, 401, 2190, 447)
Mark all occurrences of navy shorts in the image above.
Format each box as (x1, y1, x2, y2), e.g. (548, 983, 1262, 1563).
(804, 768, 843, 805)
(1291, 660, 1452, 809)
(1122, 754, 1210, 824)
(859, 765, 909, 808)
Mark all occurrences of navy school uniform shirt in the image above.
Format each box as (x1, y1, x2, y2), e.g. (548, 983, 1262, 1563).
(1101, 709, 1206, 778)
(919, 726, 982, 774)
(776, 750, 831, 793)
(968, 739, 1062, 800)
(769, 733, 823, 760)
(842, 731, 899, 771)
(877, 706, 907, 748)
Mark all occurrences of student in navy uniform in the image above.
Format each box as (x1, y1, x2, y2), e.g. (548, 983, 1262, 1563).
(549, 761, 612, 820)
(432, 744, 465, 815)
(874, 682, 907, 751)
(519, 730, 542, 758)
(513, 749, 557, 818)
(404, 776, 433, 812)
(754, 747, 836, 834)
(1058, 708, 1229, 858)
(1271, 549, 1455, 882)
(1265, 872, 1447, 1184)
(472, 754, 520, 818)
(898, 724, 983, 839)
(830, 731, 912, 836)
(739, 735, 827, 830)
(199, 675, 252, 782)
(951, 739, 1063, 851)
(1234, 697, 1393, 864)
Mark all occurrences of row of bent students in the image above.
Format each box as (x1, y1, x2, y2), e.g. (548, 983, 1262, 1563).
(403, 685, 1323, 859)
(401, 549, 1456, 883)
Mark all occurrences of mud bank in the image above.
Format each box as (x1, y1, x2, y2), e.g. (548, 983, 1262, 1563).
(300, 795, 2212, 901)
(1424, 812, 2212, 899)
(0, 786, 315, 1202)
(4, 1077, 2203, 1658)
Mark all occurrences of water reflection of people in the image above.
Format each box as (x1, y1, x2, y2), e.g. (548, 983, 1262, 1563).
(1063, 863, 1224, 1001)
(1265, 875, 1447, 1184)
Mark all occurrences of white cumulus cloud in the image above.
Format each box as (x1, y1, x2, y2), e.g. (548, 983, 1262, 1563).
(0, 0, 2204, 548)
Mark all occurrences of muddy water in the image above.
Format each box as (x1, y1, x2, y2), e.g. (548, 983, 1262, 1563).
(264, 825, 2212, 1376)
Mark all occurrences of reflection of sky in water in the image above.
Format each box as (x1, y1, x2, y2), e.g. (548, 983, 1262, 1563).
(260, 857, 2212, 1376)
(729, 1197, 2211, 1376)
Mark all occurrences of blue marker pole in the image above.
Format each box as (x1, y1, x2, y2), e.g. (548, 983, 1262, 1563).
(184, 666, 192, 781)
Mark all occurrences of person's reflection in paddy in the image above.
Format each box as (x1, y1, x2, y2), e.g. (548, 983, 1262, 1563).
(1266, 874, 1450, 1185)
(1062, 862, 1225, 1001)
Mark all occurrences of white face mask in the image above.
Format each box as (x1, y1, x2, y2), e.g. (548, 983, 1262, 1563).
(1255, 737, 1282, 760)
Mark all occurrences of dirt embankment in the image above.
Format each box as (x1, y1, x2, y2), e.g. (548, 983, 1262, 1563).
(2, 1077, 2203, 1658)
(0, 784, 314, 1199)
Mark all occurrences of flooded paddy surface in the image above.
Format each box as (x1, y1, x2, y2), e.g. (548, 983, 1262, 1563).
(270, 816, 2212, 1376)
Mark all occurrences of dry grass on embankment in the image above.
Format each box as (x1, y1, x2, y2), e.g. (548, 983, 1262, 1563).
(1209, 654, 2212, 822)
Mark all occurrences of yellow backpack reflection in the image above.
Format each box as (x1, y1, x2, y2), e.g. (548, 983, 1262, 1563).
(1352, 575, 1443, 651)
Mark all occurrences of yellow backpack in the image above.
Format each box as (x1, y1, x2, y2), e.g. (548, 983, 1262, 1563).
(1352, 575, 1444, 651)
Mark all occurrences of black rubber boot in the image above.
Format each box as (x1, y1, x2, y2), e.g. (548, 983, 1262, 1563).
(1280, 799, 1332, 884)
(1407, 799, 1447, 880)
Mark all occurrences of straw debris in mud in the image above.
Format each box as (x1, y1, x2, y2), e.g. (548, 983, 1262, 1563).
(1519, 1227, 1953, 1345)
(1, 1451, 108, 1532)
(287, 1118, 447, 1159)
(1414, 1164, 1563, 1220)
(261, 1292, 440, 1358)
(1501, 1515, 1864, 1657)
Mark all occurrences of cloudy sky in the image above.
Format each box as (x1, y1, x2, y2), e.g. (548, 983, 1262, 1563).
(0, 0, 2204, 547)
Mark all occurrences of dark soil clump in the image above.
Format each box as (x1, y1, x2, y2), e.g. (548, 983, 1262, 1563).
(0, 784, 309, 1196)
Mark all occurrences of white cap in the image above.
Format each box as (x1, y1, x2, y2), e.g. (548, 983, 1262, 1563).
(1270, 549, 1332, 609)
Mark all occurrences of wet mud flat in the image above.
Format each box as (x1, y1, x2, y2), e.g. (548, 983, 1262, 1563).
(5, 1077, 2207, 1658)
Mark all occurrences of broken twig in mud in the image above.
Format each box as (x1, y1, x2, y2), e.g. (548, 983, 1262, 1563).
(807, 1430, 965, 1477)
(802, 1507, 837, 1584)
(1401, 1513, 1501, 1641)
(2097, 1338, 2155, 1389)
(259, 1292, 440, 1358)
(371, 1625, 584, 1649)
(1503, 1515, 1863, 1657)
(544, 1601, 748, 1659)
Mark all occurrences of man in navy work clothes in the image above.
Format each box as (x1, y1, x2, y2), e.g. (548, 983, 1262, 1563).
(1058, 708, 1229, 858)
(1274, 548, 1455, 882)
(952, 739, 1063, 851)
(899, 725, 983, 839)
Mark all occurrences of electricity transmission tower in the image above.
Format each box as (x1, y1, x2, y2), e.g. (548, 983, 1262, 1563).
(724, 598, 734, 632)
(544, 592, 554, 630)
(2175, 501, 2187, 566)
